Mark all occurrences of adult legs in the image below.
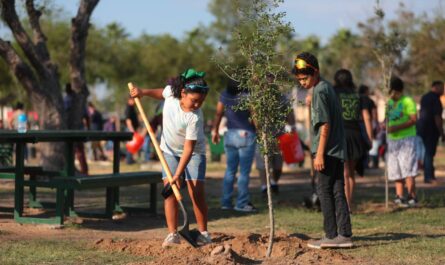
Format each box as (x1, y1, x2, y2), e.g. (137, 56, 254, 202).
(422, 136, 438, 182)
(221, 145, 239, 208)
(75, 143, 88, 175)
(236, 139, 256, 208)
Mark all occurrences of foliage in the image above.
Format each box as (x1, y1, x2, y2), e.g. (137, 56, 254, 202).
(217, 0, 293, 155)
(358, 1, 407, 94)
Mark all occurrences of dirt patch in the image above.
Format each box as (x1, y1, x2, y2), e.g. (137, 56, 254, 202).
(94, 232, 356, 264)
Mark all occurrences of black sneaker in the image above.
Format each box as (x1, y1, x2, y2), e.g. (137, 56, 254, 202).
(394, 196, 409, 208)
(271, 184, 279, 194)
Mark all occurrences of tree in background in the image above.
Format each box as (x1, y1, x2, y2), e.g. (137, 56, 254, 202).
(217, 0, 293, 257)
(0, 0, 99, 169)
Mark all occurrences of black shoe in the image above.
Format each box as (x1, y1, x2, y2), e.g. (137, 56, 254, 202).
(394, 196, 408, 207)
(271, 184, 279, 194)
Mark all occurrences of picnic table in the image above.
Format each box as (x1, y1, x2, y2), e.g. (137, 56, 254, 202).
(0, 130, 162, 225)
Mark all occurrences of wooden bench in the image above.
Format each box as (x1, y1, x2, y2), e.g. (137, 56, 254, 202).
(21, 171, 162, 226)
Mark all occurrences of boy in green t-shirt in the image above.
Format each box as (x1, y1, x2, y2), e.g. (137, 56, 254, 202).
(293, 52, 352, 249)
(386, 76, 418, 207)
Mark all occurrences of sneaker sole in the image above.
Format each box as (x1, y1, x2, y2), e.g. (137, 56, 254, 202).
(234, 208, 257, 213)
(321, 243, 353, 248)
(307, 243, 322, 249)
(162, 242, 180, 248)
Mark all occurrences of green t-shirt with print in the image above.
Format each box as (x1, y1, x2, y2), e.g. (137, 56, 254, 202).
(387, 95, 417, 140)
(310, 78, 346, 160)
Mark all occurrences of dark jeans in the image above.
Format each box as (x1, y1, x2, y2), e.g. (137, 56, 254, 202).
(316, 155, 352, 239)
(421, 135, 439, 182)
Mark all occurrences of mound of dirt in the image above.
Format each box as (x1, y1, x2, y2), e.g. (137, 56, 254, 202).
(94, 232, 356, 264)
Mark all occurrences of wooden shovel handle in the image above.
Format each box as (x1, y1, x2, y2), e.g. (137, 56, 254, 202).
(127, 82, 182, 201)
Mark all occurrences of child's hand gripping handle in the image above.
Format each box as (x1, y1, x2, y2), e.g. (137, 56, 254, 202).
(127, 82, 182, 201)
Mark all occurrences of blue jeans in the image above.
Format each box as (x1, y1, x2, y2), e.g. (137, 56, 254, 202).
(161, 152, 206, 181)
(221, 129, 256, 208)
(143, 136, 151, 162)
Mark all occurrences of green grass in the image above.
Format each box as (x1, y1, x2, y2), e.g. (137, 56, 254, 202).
(206, 185, 445, 265)
(0, 239, 153, 265)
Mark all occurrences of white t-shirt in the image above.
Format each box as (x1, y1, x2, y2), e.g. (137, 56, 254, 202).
(160, 86, 206, 156)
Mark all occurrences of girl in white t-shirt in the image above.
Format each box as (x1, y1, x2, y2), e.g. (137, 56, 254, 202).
(130, 68, 210, 247)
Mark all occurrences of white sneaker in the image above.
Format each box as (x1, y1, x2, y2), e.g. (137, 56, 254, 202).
(162, 233, 180, 248)
(196, 231, 212, 245)
(234, 202, 257, 213)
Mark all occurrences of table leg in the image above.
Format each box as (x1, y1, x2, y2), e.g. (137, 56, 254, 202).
(64, 142, 76, 217)
(14, 142, 25, 219)
(106, 140, 121, 216)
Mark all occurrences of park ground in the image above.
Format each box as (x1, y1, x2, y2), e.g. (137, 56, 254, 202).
(0, 146, 444, 265)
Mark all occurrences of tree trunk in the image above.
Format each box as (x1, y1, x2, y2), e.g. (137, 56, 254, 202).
(0, 0, 99, 170)
(262, 133, 275, 258)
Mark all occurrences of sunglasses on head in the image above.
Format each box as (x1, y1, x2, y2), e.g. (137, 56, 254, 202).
(294, 58, 318, 72)
(184, 84, 209, 93)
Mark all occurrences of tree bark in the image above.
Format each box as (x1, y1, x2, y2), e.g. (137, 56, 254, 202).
(68, 0, 99, 130)
(262, 133, 275, 258)
(0, 0, 99, 170)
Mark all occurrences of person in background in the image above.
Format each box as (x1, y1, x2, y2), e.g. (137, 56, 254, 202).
(103, 115, 117, 159)
(333, 69, 372, 212)
(358, 85, 379, 169)
(255, 95, 296, 197)
(87, 102, 107, 161)
(7, 102, 25, 130)
(0, 118, 13, 166)
(124, 97, 140, 164)
(212, 79, 257, 213)
(416, 80, 444, 184)
(386, 76, 418, 207)
(64, 83, 89, 175)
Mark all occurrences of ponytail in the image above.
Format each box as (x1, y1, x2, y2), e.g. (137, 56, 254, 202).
(167, 76, 184, 99)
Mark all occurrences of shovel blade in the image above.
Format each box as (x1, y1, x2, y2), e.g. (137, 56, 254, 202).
(177, 201, 199, 247)
(178, 228, 200, 248)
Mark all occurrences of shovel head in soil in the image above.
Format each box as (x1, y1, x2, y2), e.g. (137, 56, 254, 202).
(177, 201, 199, 247)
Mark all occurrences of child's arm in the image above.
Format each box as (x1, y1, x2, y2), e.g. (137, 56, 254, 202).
(387, 114, 416, 133)
(172, 139, 196, 185)
(314, 123, 329, 171)
(129, 85, 164, 100)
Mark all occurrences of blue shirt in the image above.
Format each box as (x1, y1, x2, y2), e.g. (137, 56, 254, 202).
(219, 90, 255, 132)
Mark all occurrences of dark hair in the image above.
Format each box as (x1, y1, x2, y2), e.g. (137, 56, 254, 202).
(65, 83, 73, 94)
(390, 76, 404, 92)
(358, 84, 369, 95)
(226, 78, 246, 95)
(292, 52, 319, 76)
(14, 102, 24, 110)
(432, 80, 444, 88)
(333, 69, 355, 90)
(167, 76, 208, 99)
